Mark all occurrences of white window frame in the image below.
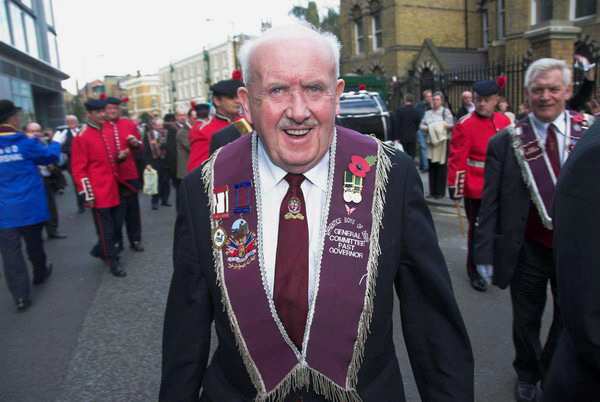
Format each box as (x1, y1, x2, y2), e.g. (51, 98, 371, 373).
(531, 0, 553, 25)
(371, 13, 383, 50)
(570, 0, 597, 20)
(482, 10, 489, 48)
(497, 0, 505, 40)
(354, 18, 364, 55)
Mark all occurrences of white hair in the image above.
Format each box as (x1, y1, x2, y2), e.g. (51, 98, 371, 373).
(238, 21, 341, 85)
(525, 58, 572, 89)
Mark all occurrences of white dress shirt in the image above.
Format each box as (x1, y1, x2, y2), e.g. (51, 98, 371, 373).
(257, 138, 329, 300)
(529, 111, 568, 165)
(53, 127, 80, 146)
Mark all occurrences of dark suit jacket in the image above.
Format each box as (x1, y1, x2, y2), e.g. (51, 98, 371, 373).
(209, 124, 240, 156)
(455, 104, 472, 121)
(160, 150, 474, 401)
(143, 130, 170, 171)
(165, 124, 178, 177)
(474, 129, 532, 289)
(392, 104, 421, 144)
(544, 121, 600, 400)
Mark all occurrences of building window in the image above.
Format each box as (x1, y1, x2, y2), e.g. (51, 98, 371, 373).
(1, 1, 11, 43)
(371, 13, 383, 50)
(354, 18, 364, 54)
(497, 0, 505, 40)
(571, 0, 596, 19)
(8, 2, 27, 52)
(24, 13, 38, 58)
(152, 97, 157, 108)
(482, 10, 489, 48)
(532, 0, 553, 24)
(43, 0, 54, 26)
(47, 30, 59, 68)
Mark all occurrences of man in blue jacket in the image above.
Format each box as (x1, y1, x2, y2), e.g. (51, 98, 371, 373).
(0, 100, 60, 311)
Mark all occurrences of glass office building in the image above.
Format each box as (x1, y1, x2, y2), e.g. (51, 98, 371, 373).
(0, 0, 68, 128)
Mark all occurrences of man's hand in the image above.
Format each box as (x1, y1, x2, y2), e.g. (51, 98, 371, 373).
(145, 164, 153, 171)
(575, 54, 596, 80)
(83, 201, 95, 208)
(127, 135, 141, 148)
(448, 187, 462, 201)
(117, 149, 130, 161)
(476, 265, 493, 286)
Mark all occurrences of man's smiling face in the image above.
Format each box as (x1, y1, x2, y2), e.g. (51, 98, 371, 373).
(238, 37, 344, 174)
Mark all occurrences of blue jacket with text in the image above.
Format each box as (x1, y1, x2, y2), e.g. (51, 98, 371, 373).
(0, 125, 60, 229)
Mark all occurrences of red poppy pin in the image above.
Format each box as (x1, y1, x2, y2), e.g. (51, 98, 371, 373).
(573, 113, 584, 123)
(348, 155, 377, 178)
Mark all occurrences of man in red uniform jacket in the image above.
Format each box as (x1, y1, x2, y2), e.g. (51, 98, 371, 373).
(447, 80, 510, 292)
(71, 99, 127, 277)
(103, 96, 145, 253)
(187, 79, 245, 171)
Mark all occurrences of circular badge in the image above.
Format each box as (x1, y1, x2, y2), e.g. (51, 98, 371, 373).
(288, 197, 302, 214)
(231, 218, 249, 239)
(343, 191, 354, 203)
(352, 192, 362, 204)
(212, 226, 227, 249)
(573, 123, 582, 132)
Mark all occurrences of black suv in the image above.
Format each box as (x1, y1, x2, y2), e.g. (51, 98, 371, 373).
(336, 91, 390, 141)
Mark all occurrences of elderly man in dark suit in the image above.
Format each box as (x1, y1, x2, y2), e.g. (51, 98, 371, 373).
(392, 93, 420, 159)
(475, 58, 595, 402)
(542, 120, 600, 402)
(160, 22, 473, 402)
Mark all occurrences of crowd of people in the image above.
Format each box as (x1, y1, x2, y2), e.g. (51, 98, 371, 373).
(1, 21, 599, 402)
(0, 73, 252, 308)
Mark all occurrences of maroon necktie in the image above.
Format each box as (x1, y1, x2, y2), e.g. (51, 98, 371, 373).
(546, 124, 560, 177)
(274, 173, 309, 350)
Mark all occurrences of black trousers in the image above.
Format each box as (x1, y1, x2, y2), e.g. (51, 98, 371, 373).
(428, 160, 447, 197)
(0, 223, 46, 302)
(464, 197, 481, 281)
(152, 167, 171, 206)
(401, 142, 416, 160)
(91, 207, 120, 269)
(543, 332, 600, 401)
(114, 180, 142, 245)
(510, 240, 562, 384)
(43, 178, 59, 236)
(67, 163, 84, 212)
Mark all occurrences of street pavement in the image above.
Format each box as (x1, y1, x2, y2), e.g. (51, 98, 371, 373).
(0, 175, 552, 402)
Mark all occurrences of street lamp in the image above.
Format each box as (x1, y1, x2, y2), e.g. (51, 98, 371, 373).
(205, 18, 238, 70)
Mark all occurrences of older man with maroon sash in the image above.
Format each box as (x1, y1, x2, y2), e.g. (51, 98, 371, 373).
(160, 23, 473, 402)
(474, 58, 595, 402)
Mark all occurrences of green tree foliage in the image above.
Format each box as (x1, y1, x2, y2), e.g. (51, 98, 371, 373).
(67, 94, 86, 123)
(290, 1, 340, 39)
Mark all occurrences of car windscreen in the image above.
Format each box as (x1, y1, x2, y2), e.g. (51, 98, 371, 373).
(339, 98, 380, 115)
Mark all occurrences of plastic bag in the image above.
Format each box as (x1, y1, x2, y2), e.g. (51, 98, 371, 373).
(143, 167, 159, 195)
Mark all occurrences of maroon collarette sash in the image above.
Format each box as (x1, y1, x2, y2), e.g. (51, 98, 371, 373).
(203, 126, 392, 401)
(510, 111, 594, 229)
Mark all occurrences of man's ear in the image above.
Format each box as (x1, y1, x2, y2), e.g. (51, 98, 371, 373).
(238, 87, 253, 125)
(334, 79, 345, 116)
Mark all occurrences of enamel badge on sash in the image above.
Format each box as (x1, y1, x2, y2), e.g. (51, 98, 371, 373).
(211, 186, 229, 248)
(344, 155, 377, 204)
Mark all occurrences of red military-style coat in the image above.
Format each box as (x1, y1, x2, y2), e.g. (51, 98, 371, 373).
(447, 111, 511, 199)
(102, 118, 143, 181)
(71, 122, 120, 209)
(187, 113, 242, 172)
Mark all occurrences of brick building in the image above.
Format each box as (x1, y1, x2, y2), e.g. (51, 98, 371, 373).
(340, 0, 599, 84)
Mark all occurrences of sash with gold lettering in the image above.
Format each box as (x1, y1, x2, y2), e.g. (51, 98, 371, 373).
(202, 126, 392, 401)
(510, 111, 594, 229)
